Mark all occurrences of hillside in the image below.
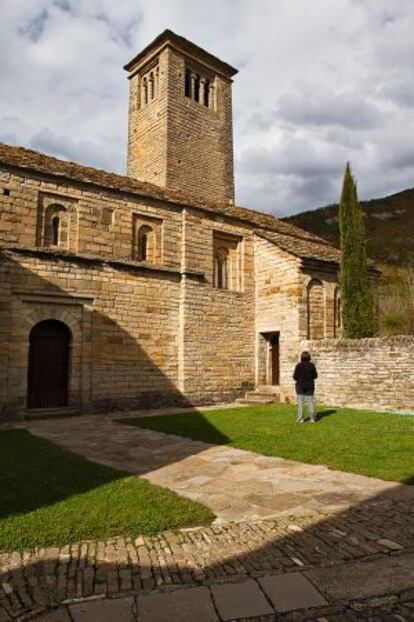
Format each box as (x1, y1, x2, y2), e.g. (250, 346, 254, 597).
(283, 187, 414, 266)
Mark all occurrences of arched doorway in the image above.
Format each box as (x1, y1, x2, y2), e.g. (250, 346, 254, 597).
(27, 320, 71, 409)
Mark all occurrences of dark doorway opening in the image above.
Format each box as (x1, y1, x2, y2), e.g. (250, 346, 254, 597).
(259, 331, 280, 386)
(269, 333, 280, 385)
(27, 320, 71, 409)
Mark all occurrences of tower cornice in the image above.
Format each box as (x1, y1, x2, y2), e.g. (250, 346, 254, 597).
(124, 29, 238, 79)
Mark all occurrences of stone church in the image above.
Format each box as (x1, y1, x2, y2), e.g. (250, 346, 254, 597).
(0, 30, 343, 420)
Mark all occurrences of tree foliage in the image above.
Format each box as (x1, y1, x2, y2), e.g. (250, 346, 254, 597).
(339, 163, 375, 338)
(379, 264, 414, 335)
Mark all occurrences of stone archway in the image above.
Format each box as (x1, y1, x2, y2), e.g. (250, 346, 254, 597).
(27, 319, 71, 409)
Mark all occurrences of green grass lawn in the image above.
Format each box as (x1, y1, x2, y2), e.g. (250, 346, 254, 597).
(120, 405, 414, 484)
(0, 430, 214, 552)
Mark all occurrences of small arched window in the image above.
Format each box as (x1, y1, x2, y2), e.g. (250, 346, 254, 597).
(51, 216, 60, 245)
(213, 248, 229, 289)
(136, 225, 154, 262)
(44, 204, 68, 248)
(140, 232, 148, 261)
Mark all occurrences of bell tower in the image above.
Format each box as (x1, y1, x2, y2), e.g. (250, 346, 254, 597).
(124, 30, 238, 204)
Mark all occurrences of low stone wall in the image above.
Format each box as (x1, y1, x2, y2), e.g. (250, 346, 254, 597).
(301, 336, 414, 413)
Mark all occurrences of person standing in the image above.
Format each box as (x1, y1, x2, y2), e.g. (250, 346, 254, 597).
(293, 351, 318, 423)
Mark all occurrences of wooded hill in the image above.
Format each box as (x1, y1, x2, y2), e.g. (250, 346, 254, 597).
(283, 187, 414, 266)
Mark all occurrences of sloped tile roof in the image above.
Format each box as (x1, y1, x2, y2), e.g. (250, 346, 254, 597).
(0, 142, 342, 266)
(257, 230, 341, 263)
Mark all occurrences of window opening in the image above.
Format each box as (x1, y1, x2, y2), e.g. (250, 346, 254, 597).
(51, 216, 60, 246)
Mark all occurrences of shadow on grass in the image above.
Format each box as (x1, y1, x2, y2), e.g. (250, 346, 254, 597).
(117, 412, 230, 446)
(0, 428, 217, 529)
(0, 429, 126, 519)
(316, 408, 337, 421)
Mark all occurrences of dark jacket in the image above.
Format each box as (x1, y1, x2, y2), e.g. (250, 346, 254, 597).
(293, 361, 318, 395)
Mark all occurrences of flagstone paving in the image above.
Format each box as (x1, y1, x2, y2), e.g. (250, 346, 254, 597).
(26, 411, 414, 522)
(2, 409, 413, 620)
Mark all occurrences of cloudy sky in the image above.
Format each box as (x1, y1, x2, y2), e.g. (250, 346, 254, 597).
(1, 0, 414, 216)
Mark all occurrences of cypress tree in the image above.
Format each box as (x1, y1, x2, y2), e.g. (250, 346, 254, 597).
(339, 163, 375, 338)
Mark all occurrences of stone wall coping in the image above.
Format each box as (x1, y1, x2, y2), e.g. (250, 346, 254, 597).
(1, 245, 205, 280)
(303, 335, 414, 348)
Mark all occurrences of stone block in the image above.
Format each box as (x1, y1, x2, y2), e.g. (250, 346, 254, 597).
(259, 572, 327, 612)
(69, 596, 134, 622)
(138, 586, 218, 622)
(32, 607, 72, 621)
(211, 578, 274, 620)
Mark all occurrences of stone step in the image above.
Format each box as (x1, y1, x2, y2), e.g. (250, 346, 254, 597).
(25, 406, 78, 420)
(245, 391, 280, 401)
(236, 397, 275, 405)
(256, 385, 281, 396)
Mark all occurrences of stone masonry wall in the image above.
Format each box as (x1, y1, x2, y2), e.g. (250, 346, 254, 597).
(127, 48, 169, 187)
(0, 166, 257, 417)
(301, 336, 414, 412)
(126, 46, 235, 204)
(0, 250, 185, 417)
(254, 237, 302, 402)
(165, 48, 235, 204)
(180, 208, 255, 403)
(0, 167, 182, 266)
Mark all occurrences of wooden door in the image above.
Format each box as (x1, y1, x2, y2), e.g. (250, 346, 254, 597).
(271, 334, 279, 385)
(27, 320, 70, 409)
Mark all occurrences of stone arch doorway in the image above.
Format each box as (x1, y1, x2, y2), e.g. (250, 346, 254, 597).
(27, 320, 71, 409)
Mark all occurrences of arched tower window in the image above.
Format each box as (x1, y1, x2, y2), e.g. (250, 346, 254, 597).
(143, 78, 148, 105)
(204, 79, 210, 107)
(194, 75, 200, 102)
(149, 72, 155, 100)
(307, 279, 325, 339)
(184, 67, 214, 108)
(184, 68, 191, 97)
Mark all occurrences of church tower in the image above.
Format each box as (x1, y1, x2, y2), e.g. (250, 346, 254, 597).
(124, 30, 238, 204)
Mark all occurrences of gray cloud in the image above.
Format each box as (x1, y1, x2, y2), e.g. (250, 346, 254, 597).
(1, 0, 414, 216)
(276, 90, 385, 130)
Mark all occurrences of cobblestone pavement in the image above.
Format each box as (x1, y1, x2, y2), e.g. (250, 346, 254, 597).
(26, 412, 414, 522)
(1, 501, 413, 620)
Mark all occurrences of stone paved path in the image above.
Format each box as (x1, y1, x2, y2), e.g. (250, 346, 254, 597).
(26, 412, 414, 522)
(2, 409, 414, 620)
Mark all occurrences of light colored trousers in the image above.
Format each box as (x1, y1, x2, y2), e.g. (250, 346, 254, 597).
(296, 394, 316, 422)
